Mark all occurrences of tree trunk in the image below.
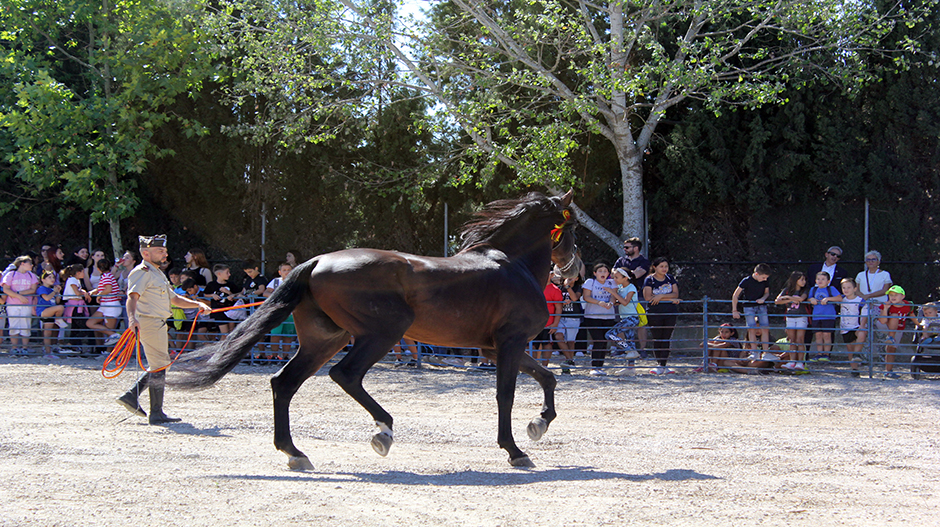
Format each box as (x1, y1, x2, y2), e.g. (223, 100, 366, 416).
(109, 218, 123, 260)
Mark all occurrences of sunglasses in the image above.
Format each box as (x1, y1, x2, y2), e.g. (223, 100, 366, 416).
(828, 252, 841, 258)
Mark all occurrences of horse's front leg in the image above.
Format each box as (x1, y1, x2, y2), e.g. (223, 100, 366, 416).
(517, 352, 557, 442)
(492, 341, 535, 468)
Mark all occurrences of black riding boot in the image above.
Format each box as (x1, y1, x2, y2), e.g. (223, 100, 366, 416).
(148, 370, 182, 424)
(116, 372, 150, 417)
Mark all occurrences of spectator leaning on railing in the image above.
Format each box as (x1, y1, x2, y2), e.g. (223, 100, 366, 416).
(2, 256, 39, 354)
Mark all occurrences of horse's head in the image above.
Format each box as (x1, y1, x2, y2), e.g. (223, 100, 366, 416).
(550, 190, 581, 280)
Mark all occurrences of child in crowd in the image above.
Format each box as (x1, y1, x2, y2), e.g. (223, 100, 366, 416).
(838, 278, 868, 377)
(878, 285, 917, 379)
(698, 323, 744, 373)
(242, 260, 268, 297)
(263, 263, 295, 360)
(86, 258, 124, 347)
(1, 256, 39, 354)
(910, 302, 940, 378)
(750, 338, 810, 374)
(175, 279, 209, 351)
(203, 263, 243, 338)
(732, 264, 772, 352)
(532, 272, 564, 367)
(808, 271, 841, 362)
(604, 267, 640, 361)
(774, 271, 809, 369)
(35, 270, 67, 356)
(61, 263, 93, 353)
(167, 268, 182, 288)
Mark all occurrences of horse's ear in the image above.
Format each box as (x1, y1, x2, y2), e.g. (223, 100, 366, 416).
(559, 189, 574, 209)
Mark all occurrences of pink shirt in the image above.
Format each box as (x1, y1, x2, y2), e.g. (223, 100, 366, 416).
(2, 270, 39, 305)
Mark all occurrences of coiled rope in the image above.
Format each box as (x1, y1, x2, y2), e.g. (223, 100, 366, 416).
(101, 301, 265, 379)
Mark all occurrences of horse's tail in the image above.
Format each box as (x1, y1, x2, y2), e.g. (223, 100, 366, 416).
(172, 258, 316, 390)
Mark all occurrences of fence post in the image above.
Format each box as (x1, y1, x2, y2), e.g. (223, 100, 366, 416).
(702, 296, 710, 373)
(866, 300, 875, 379)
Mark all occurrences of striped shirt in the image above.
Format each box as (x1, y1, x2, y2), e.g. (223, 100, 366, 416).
(97, 272, 122, 303)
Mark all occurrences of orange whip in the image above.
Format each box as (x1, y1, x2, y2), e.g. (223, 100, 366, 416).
(101, 301, 265, 379)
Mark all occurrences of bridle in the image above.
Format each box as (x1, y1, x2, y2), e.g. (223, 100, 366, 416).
(550, 210, 579, 275)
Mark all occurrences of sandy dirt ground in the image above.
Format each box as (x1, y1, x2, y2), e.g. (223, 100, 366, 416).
(1, 355, 938, 526)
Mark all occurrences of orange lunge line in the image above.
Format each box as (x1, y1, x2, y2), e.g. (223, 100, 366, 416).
(101, 300, 265, 378)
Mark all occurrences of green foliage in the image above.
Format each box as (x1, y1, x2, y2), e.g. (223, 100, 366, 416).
(0, 0, 213, 228)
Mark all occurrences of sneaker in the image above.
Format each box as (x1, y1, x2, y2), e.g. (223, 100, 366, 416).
(57, 348, 80, 354)
(589, 368, 607, 376)
(794, 362, 806, 370)
(781, 362, 797, 370)
(717, 368, 730, 373)
(664, 368, 677, 374)
(54, 318, 68, 329)
(105, 333, 122, 345)
(624, 350, 640, 360)
(561, 360, 574, 375)
(649, 367, 665, 375)
(811, 354, 830, 362)
(43, 353, 61, 360)
(792, 367, 811, 375)
(609, 350, 625, 357)
(884, 372, 901, 380)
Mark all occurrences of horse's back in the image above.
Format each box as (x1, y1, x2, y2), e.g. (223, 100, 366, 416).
(304, 247, 548, 349)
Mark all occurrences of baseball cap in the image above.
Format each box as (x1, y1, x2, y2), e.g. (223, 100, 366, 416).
(886, 285, 906, 296)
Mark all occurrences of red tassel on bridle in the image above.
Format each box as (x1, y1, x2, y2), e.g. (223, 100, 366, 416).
(550, 210, 572, 243)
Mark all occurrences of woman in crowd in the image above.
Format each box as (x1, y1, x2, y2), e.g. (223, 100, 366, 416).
(184, 248, 213, 286)
(643, 257, 681, 375)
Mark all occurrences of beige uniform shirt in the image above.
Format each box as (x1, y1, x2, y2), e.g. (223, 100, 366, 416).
(127, 260, 173, 319)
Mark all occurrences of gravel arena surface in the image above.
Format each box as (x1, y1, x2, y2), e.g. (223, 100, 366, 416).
(1, 355, 939, 526)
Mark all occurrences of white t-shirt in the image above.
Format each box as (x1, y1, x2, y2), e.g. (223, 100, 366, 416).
(62, 276, 83, 301)
(582, 278, 615, 319)
(856, 269, 892, 303)
(839, 296, 869, 332)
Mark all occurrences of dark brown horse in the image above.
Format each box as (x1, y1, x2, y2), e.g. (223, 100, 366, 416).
(174, 190, 581, 469)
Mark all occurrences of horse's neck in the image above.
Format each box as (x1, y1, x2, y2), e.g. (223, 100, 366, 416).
(488, 229, 552, 278)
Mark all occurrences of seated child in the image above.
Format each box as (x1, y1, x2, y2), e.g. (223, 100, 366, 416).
(699, 323, 749, 373)
(749, 337, 809, 374)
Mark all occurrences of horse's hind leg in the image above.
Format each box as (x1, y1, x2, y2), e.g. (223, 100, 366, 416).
(271, 319, 350, 470)
(328, 334, 404, 457)
(517, 352, 557, 442)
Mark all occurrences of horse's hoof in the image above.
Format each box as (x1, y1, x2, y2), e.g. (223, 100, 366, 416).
(287, 456, 314, 471)
(527, 418, 548, 441)
(371, 432, 393, 457)
(510, 455, 535, 468)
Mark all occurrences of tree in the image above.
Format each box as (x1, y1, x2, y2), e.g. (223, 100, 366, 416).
(351, 0, 935, 252)
(0, 0, 213, 257)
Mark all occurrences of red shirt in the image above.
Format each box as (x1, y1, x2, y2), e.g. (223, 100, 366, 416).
(880, 301, 913, 330)
(544, 283, 563, 328)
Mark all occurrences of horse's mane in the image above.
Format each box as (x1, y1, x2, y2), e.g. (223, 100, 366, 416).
(458, 192, 557, 252)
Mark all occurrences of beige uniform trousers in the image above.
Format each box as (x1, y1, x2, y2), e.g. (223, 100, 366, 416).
(138, 316, 170, 370)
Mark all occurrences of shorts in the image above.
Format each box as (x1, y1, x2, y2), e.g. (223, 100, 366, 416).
(533, 327, 553, 345)
(270, 314, 295, 336)
(97, 300, 123, 319)
(811, 318, 837, 331)
(743, 305, 769, 327)
(841, 330, 861, 343)
(557, 317, 581, 342)
(6, 304, 32, 336)
(785, 316, 808, 329)
(40, 316, 55, 325)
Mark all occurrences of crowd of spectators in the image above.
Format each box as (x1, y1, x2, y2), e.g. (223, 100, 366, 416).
(0, 243, 303, 361)
(3, 240, 938, 380)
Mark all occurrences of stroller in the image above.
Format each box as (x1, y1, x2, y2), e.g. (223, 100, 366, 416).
(910, 336, 940, 380)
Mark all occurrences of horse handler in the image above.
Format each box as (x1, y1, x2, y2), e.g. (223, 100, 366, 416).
(116, 235, 211, 424)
